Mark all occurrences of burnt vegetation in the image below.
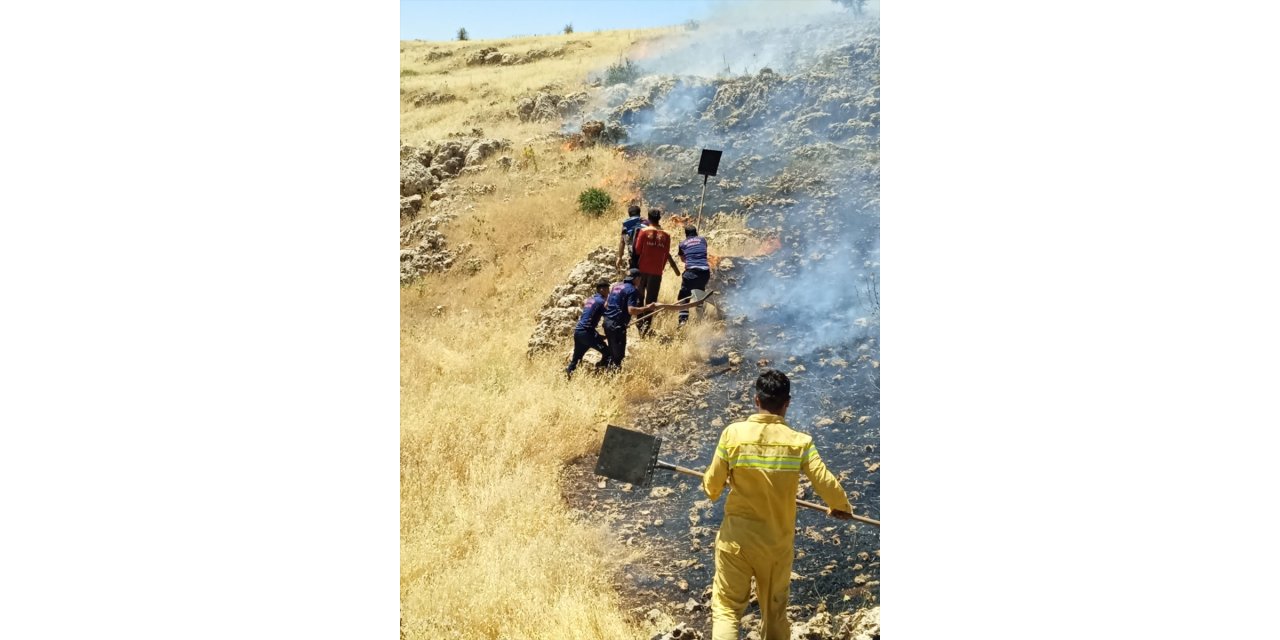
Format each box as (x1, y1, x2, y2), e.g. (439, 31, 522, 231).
(561, 14, 882, 636)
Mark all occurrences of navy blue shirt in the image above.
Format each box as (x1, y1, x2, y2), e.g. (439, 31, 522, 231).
(678, 236, 710, 271)
(603, 282, 642, 325)
(574, 293, 607, 333)
(621, 217, 649, 253)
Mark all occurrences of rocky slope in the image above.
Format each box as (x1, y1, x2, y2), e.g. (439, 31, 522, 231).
(399, 135, 509, 284)
(559, 15, 882, 638)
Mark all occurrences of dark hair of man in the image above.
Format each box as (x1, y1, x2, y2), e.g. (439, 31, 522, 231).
(648, 209, 662, 223)
(755, 368, 791, 413)
(628, 205, 641, 217)
(684, 225, 697, 237)
(595, 279, 611, 290)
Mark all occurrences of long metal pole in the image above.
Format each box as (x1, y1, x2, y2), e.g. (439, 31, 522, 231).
(655, 460, 881, 527)
(696, 174, 708, 229)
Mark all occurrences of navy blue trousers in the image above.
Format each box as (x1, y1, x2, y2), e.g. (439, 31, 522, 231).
(566, 329, 611, 375)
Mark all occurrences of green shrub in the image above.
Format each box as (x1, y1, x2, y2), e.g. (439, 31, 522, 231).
(457, 27, 469, 41)
(604, 58, 640, 86)
(563, 23, 574, 35)
(401, 68, 420, 77)
(577, 188, 613, 217)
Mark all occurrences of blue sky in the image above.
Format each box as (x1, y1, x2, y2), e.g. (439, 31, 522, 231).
(401, 0, 717, 41)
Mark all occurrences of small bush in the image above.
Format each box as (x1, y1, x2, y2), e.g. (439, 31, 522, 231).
(604, 58, 640, 86)
(457, 27, 469, 41)
(519, 146, 538, 171)
(563, 23, 574, 34)
(400, 68, 420, 77)
(684, 19, 701, 31)
(577, 188, 613, 217)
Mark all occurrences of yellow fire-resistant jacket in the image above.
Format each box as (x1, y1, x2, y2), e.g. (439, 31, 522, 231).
(702, 413, 853, 553)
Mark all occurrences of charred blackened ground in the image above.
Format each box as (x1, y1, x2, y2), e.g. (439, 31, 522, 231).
(562, 11, 880, 638)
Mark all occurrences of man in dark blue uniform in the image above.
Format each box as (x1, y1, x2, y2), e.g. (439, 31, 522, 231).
(601, 269, 655, 371)
(616, 204, 649, 271)
(676, 225, 712, 327)
(565, 279, 614, 378)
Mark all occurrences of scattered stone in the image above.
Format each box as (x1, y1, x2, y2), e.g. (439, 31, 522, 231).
(653, 621, 702, 640)
(835, 606, 880, 640)
(791, 611, 833, 639)
(577, 119, 626, 145)
(407, 90, 457, 108)
(552, 21, 881, 620)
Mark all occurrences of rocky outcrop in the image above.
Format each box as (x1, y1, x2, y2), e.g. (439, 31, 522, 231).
(466, 45, 577, 67)
(526, 246, 618, 355)
(407, 90, 457, 108)
(400, 229, 466, 285)
(515, 91, 589, 123)
(398, 137, 509, 285)
(400, 194, 423, 222)
(400, 137, 509, 208)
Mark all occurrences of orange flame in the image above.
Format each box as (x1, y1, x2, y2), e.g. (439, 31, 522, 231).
(667, 214, 695, 228)
(705, 235, 779, 271)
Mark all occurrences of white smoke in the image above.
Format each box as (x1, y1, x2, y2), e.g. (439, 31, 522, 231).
(585, 1, 881, 356)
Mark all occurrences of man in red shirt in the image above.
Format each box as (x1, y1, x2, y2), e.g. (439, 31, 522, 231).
(632, 208, 681, 337)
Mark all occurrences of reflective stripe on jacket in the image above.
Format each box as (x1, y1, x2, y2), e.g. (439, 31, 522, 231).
(702, 413, 853, 552)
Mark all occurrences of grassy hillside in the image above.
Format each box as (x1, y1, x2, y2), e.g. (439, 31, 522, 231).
(400, 29, 675, 145)
(400, 28, 712, 639)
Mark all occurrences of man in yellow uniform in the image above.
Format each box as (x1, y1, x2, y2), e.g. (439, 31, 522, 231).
(701, 369, 855, 640)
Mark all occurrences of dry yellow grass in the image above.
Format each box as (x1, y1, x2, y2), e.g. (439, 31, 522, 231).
(401, 27, 735, 639)
(400, 28, 677, 146)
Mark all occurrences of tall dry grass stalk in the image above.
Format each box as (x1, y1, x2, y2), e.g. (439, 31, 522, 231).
(401, 28, 737, 638)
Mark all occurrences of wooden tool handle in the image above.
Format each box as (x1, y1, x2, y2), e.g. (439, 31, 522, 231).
(655, 460, 880, 527)
(632, 291, 718, 324)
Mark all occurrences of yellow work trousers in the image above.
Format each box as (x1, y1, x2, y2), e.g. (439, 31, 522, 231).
(710, 534, 794, 640)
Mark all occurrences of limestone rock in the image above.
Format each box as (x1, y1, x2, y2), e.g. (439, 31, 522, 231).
(525, 245, 617, 355)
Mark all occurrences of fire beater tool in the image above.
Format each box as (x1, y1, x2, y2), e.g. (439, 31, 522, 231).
(630, 290, 719, 327)
(594, 424, 881, 527)
(695, 149, 722, 230)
